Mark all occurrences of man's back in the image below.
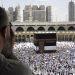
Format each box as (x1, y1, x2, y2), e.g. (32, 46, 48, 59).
(0, 54, 34, 75)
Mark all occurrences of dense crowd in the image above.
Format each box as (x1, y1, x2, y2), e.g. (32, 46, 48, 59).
(13, 42, 75, 75)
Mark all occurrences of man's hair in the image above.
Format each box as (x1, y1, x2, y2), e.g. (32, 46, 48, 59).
(0, 7, 8, 37)
(0, 7, 8, 30)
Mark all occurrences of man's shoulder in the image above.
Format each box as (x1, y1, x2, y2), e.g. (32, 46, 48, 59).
(0, 54, 34, 75)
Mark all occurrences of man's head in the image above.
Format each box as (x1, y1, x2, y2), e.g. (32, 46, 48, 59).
(0, 7, 8, 29)
(0, 7, 15, 55)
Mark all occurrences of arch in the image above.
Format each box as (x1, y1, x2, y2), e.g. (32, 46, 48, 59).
(38, 27, 45, 31)
(16, 27, 24, 32)
(58, 26, 65, 31)
(27, 27, 35, 31)
(48, 27, 55, 31)
(22, 35, 25, 38)
(18, 35, 21, 42)
(27, 35, 29, 38)
(22, 35, 26, 42)
(26, 35, 30, 42)
(31, 35, 33, 37)
(68, 26, 75, 31)
(18, 35, 21, 38)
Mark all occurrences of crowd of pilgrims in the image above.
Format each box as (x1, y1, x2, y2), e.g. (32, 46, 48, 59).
(13, 42, 75, 75)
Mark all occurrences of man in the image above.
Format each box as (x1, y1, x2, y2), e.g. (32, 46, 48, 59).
(2, 22, 18, 60)
(0, 7, 34, 75)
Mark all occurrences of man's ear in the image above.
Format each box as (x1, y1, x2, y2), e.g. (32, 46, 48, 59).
(4, 27, 8, 39)
(0, 34, 4, 51)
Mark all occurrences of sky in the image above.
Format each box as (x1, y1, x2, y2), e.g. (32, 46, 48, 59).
(0, 0, 75, 22)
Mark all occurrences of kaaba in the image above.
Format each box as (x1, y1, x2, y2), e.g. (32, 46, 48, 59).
(34, 32, 57, 53)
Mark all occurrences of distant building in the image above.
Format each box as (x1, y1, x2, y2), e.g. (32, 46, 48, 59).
(25, 5, 31, 10)
(32, 5, 46, 22)
(8, 7, 14, 22)
(39, 5, 45, 10)
(23, 5, 46, 22)
(23, 11, 30, 22)
(14, 5, 21, 22)
(46, 6, 51, 22)
(23, 5, 32, 22)
(8, 5, 52, 22)
(23, 6, 29, 21)
(69, 0, 75, 21)
(32, 5, 38, 10)
(32, 10, 46, 22)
